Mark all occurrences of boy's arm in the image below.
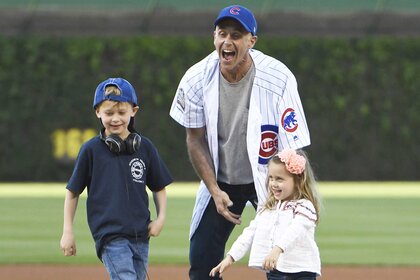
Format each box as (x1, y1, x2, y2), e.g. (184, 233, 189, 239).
(148, 188, 167, 237)
(60, 189, 79, 256)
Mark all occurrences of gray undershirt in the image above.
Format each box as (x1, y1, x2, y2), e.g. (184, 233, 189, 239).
(217, 63, 255, 184)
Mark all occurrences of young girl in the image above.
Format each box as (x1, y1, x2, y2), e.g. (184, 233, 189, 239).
(210, 148, 321, 280)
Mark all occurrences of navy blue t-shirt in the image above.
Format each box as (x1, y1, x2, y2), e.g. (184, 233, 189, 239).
(66, 134, 173, 258)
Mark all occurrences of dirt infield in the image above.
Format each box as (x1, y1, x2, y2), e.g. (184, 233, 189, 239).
(0, 265, 418, 280)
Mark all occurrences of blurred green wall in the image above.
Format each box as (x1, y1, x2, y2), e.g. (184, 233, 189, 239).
(1, 36, 419, 181)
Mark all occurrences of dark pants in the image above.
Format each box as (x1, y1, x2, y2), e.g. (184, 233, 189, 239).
(189, 182, 258, 280)
(267, 270, 317, 280)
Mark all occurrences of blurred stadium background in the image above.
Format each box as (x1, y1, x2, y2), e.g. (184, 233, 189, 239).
(0, 0, 419, 182)
(1, 0, 420, 36)
(0, 1, 419, 278)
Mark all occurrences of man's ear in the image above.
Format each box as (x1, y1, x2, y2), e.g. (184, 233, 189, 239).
(249, 35, 258, 49)
(95, 109, 101, 119)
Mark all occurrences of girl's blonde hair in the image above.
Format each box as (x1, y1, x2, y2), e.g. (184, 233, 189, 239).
(264, 149, 321, 223)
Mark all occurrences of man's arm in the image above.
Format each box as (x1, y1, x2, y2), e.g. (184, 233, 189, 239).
(186, 127, 241, 224)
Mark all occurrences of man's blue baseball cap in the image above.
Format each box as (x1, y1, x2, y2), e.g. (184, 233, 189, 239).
(214, 5, 257, 35)
(93, 77, 138, 109)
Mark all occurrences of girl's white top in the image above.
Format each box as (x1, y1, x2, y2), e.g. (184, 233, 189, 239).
(227, 199, 321, 276)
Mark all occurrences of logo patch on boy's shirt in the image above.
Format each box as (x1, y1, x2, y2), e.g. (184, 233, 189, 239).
(259, 125, 278, 164)
(129, 158, 145, 183)
(281, 108, 298, 133)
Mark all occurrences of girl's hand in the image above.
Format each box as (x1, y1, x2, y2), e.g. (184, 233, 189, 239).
(262, 246, 283, 270)
(209, 255, 234, 278)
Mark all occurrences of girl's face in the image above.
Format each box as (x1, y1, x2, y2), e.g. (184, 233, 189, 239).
(268, 162, 296, 201)
(213, 19, 257, 74)
(96, 101, 138, 140)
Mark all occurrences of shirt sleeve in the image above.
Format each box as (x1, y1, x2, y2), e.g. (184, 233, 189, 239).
(145, 141, 173, 192)
(169, 68, 205, 128)
(277, 73, 311, 150)
(66, 143, 90, 194)
(227, 214, 259, 262)
(274, 200, 317, 252)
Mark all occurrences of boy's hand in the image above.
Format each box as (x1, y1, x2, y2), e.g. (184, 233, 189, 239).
(148, 218, 164, 237)
(60, 232, 77, 256)
(262, 246, 283, 270)
(209, 255, 234, 278)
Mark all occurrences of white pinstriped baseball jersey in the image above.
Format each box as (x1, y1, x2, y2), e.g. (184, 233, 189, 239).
(169, 49, 310, 238)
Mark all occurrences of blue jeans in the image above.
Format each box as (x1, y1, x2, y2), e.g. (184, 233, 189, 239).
(101, 238, 149, 280)
(189, 182, 257, 280)
(267, 270, 317, 280)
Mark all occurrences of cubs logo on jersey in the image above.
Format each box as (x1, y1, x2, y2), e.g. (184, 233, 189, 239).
(281, 107, 298, 133)
(259, 124, 278, 164)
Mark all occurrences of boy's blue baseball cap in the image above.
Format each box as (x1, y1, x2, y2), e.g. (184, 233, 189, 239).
(214, 5, 257, 35)
(93, 77, 138, 109)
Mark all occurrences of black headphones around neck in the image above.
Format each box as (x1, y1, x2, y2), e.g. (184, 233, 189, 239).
(99, 128, 141, 155)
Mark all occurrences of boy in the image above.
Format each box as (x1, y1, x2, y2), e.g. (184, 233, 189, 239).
(60, 77, 173, 280)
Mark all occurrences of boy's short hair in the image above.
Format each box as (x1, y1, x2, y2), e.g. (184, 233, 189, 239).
(93, 78, 138, 109)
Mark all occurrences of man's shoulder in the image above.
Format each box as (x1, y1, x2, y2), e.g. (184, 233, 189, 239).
(251, 49, 294, 76)
(182, 51, 218, 80)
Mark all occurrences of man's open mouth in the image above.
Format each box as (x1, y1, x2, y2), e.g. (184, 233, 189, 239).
(222, 50, 235, 60)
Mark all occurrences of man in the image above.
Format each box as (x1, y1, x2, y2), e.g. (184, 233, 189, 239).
(169, 5, 311, 280)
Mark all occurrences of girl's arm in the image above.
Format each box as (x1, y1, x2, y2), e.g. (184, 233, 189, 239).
(263, 200, 316, 269)
(274, 200, 317, 252)
(60, 189, 79, 256)
(262, 246, 283, 270)
(148, 188, 167, 237)
(210, 214, 260, 276)
(226, 213, 260, 262)
(209, 255, 235, 278)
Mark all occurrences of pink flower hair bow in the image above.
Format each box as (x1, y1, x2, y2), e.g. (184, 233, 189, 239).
(277, 148, 306, 174)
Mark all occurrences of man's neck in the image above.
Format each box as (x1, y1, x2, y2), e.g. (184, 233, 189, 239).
(221, 54, 253, 83)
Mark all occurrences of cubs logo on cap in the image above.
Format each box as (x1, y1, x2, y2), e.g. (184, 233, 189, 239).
(259, 125, 278, 164)
(214, 5, 258, 35)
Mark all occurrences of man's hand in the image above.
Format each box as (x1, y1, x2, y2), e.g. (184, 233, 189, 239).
(213, 190, 241, 225)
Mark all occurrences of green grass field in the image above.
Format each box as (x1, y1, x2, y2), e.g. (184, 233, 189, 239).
(0, 182, 419, 266)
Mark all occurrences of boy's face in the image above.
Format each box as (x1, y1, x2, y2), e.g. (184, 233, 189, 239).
(96, 101, 139, 140)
